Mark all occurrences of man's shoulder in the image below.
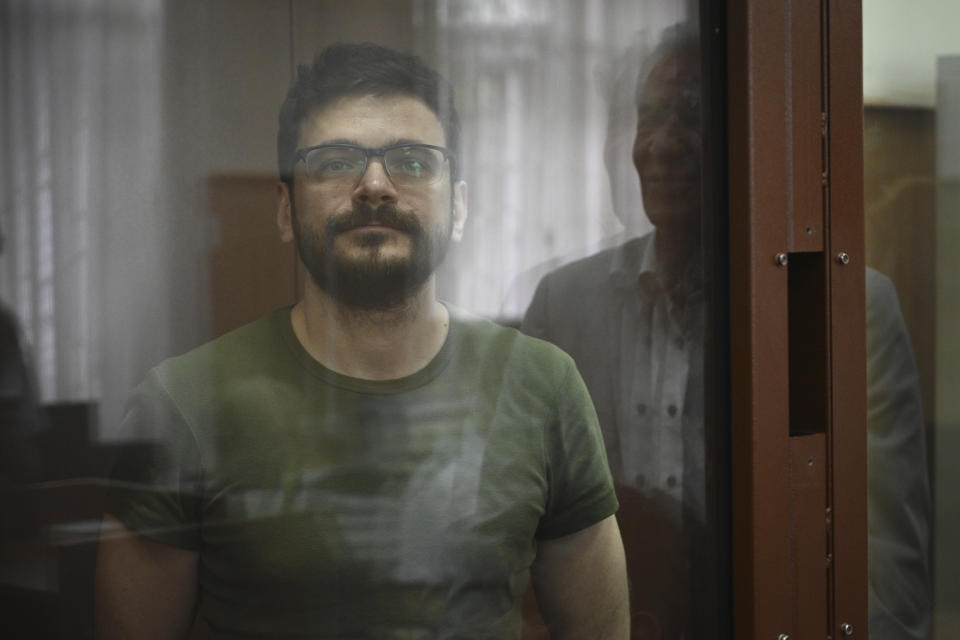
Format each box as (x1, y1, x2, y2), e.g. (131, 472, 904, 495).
(540, 245, 617, 288)
(451, 307, 576, 372)
(150, 307, 290, 393)
(538, 233, 652, 292)
(865, 267, 909, 338)
(523, 234, 653, 335)
(866, 267, 897, 310)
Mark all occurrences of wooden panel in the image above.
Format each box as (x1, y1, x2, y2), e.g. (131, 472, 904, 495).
(209, 175, 297, 338)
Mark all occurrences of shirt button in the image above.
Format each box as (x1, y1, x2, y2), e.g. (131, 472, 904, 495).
(667, 475, 678, 488)
(636, 403, 647, 416)
(668, 404, 678, 417)
(675, 337, 685, 349)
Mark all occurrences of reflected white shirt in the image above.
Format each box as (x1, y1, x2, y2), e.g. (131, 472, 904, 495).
(609, 233, 705, 528)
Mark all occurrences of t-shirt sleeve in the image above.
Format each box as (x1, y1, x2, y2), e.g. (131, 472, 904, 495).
(536, 359, 618, 540)
(104, 368, 204, 550)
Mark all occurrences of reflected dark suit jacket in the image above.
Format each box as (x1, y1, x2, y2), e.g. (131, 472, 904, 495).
(521, 237, 932, 640)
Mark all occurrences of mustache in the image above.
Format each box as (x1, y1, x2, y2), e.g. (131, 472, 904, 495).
(326, 203, 422, 236)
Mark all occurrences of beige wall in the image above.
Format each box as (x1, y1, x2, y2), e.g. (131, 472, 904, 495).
(864, 0, 960, 107)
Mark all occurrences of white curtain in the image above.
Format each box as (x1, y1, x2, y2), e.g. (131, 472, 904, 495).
(415, 0, 688, 319)
(1, 0, 691, 433)
(1, 0, 172, 436)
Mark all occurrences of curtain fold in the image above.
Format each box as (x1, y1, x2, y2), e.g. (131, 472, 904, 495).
(1, 0, 164, 435)
(415, 0, 687, 319)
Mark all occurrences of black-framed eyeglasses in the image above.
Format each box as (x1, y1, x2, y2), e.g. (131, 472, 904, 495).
(295, 143, 454, 187)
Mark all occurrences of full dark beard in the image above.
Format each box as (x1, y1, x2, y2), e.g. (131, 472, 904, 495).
(292, 201, 452, 311)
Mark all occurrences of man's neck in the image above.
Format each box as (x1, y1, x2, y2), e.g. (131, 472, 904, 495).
(291, 279, 450, 381)
(652, 222, 703, 298)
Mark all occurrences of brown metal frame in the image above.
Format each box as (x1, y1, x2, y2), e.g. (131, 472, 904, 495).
(825, 1, 868, 635)
(727, 0, 867, 637)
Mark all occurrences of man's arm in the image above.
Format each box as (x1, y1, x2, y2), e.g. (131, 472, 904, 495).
(531, 515, 629, 639)
(865, 269, 932, 640)
(95, 513, 199, 640)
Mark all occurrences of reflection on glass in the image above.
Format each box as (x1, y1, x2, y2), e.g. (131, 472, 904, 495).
(865, 269, 932, 639)
(934, 53, 960, 639)
(1, 2, 716, 639)
(522, 22, 716, 640)
(864, 3, 960, 636)
(0, 296, 45, 486)
(94, 42, 629, 638)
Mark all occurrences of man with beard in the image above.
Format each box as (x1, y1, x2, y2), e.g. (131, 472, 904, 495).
(95, 43, 628, 639)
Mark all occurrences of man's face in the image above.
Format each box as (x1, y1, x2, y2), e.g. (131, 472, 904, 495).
(278, 93, 467, 310)
(632, 49, 702, 232)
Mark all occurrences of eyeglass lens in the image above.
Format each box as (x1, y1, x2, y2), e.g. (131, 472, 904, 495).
(303, 146, 446, 185)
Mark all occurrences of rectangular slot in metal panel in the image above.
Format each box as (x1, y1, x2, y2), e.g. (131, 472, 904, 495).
(788, 251, 829, 436)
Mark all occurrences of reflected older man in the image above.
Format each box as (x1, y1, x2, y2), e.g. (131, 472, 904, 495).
(524, 23, 931, 640)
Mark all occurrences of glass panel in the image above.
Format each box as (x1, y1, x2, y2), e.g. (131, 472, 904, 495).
(864, 2, 960, 637)
(0, 1, 728, 638)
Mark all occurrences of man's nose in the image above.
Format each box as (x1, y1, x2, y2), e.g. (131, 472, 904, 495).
(647, 114, 698, 154)
(353, 157, 399, 204)
(646, 126, 683, 155)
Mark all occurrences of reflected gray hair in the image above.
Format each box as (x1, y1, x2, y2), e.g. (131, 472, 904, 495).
(634, 22, 701, 105)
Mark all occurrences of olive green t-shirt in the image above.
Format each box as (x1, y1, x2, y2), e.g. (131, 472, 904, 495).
(106, 306, 617, 639)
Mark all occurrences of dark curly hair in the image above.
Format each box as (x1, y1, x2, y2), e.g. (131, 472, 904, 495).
(277, 42, 462, 189)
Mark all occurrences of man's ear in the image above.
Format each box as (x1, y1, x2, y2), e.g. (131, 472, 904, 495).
(451, 180, 468, 243)
(277, 181, 294, 243)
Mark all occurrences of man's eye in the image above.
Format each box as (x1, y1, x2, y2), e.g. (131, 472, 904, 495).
(384, 147, 445, 181)
(636, 107, 664, 128)
(398, 159, 425, 173)
(318, 159, 357, 173)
